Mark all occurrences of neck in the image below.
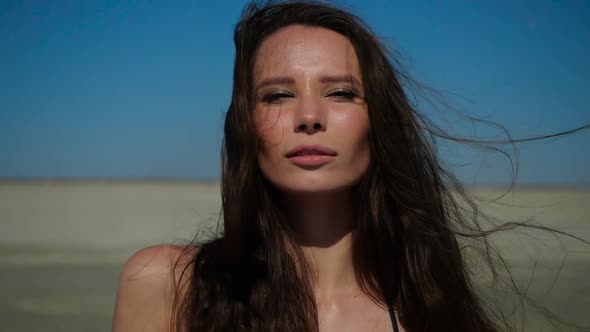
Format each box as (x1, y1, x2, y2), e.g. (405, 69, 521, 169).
(282, 189, 358, 301)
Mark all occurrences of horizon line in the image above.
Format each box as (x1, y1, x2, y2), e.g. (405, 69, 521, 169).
(1, 176, 588, 190)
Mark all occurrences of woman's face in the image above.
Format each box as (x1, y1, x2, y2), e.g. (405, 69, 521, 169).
(253, 25, 370, 193)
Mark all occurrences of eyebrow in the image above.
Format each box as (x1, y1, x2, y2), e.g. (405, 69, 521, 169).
(319, 75, 363, 88)
(255, 74, 363, 91)
(255, 76, 295, 91)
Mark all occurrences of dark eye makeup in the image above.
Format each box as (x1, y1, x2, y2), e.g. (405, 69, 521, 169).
(259, 88, 361, 104)
(326, 89, 358, 101)
(260, 91, 293, 104)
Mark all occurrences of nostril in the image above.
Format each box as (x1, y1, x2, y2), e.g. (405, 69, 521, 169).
(297, 123, 322, 132)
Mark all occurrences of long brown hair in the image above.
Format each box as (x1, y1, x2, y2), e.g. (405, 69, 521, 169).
(171, 1, 588, 331)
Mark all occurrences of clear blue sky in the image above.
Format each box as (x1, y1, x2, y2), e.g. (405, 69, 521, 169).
(1, 0, 588, 185)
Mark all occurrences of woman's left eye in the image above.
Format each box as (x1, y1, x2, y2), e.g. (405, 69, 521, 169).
(327, 89, 356, 101)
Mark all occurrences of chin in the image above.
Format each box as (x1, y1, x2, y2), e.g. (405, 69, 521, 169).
(270, 173, 362, 194)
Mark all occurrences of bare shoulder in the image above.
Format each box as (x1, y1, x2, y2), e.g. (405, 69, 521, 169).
(112, 244, 197, 332)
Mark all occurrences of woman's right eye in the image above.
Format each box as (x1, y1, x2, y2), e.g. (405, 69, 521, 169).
(261, 91, 293, 104)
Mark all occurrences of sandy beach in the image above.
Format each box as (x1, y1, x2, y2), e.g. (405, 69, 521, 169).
(0, 182, 588, 331)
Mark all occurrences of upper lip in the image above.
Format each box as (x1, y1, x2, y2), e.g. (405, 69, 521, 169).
(285, 144, 338, 158)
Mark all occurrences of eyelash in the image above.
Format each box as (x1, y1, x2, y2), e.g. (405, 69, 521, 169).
(260, 89, 358, 104)
(327, 89, 357, 101)
(261, 91, 293, 104)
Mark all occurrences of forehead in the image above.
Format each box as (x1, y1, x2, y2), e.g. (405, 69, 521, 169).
(253, 25, 361, 80)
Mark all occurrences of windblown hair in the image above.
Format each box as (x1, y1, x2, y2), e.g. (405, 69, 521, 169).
(171, 1, 588, 331)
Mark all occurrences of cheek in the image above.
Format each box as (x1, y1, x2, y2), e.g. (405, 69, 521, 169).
(354, 126, 371, 171)
(337, 109, 371, 170)
(334, 108, 370, 146)
(255, 108, 288, 159)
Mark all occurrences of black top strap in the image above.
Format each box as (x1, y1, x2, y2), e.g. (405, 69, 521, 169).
(388, 305, 399, 332)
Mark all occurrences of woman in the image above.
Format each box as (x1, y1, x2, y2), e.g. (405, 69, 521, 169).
(112, 1, 580, 331)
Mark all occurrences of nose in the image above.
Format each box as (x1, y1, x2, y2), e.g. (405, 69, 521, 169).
(294, 96, 326, 134)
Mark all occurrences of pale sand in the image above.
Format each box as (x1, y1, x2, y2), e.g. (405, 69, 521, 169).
(0, 182, 588, 331)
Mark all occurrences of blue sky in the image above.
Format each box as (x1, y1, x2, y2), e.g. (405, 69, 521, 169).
(1, 0, 588, 185)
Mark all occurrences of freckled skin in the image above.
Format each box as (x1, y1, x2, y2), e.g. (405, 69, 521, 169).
(254, 25, 371, 193)
(252, 26, 403, 332)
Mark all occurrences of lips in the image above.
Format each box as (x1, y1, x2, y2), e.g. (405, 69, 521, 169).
(285, 145, 337, 168)
(285, 144, 338, 158)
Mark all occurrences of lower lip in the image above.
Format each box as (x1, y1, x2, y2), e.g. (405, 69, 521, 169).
(288, 155, 336, 167)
